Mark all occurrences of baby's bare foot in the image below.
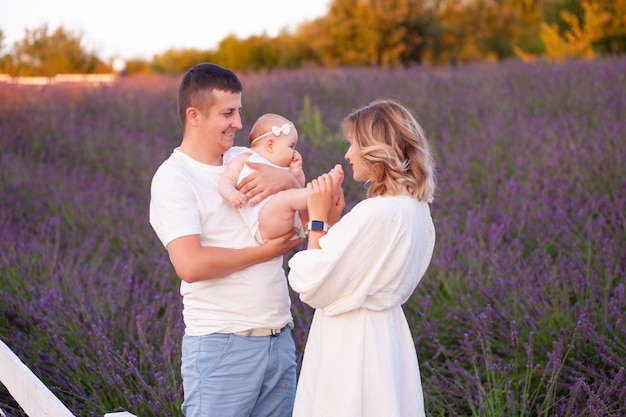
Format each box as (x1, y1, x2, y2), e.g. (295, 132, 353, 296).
(329, 164, 344, 197)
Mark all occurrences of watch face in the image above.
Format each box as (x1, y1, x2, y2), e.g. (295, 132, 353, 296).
(311, 220, 324, 231)
(307, 220, 329, 234)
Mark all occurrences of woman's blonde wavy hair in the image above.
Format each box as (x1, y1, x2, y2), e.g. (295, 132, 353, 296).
(341, 99, 435, 202)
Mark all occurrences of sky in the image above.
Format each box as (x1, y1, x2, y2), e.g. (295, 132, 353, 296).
(1, 0, 331, 61)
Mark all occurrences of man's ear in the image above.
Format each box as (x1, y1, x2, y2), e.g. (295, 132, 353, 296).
(187, 107, 200, 126)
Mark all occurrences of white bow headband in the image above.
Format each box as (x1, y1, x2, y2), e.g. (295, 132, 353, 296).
(250, 123, 294, 144)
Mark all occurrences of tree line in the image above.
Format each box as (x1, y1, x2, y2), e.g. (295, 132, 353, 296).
(1, 0, 624, 76)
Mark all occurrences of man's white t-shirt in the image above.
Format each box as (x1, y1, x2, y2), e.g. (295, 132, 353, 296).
(149, 147, 293, 336)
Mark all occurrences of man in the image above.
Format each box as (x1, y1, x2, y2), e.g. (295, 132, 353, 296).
(149, 63, 301, 417)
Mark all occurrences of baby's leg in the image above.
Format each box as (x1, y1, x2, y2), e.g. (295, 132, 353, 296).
(258, 188, 308, 240)
(257, 165, 343, 241)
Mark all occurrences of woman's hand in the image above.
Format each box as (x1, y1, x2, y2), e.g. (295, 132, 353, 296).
(306, 173, 335, 222)
(307, 164, 345, 224)
(328, 188, 345, 225)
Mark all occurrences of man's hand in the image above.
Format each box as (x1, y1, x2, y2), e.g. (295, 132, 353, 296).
(263, 228, 303, 256)
(237, 161, 301, 206)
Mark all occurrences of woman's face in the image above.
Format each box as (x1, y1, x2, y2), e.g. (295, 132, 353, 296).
(344, 138, 369, 182)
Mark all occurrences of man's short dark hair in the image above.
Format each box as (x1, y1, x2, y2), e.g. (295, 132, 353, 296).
(177, 63, 243, 128)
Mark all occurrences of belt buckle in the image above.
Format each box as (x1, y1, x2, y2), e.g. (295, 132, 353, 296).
(271, 327, 282, 337)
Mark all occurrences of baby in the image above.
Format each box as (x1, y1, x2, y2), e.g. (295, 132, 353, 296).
(219, 113, 343, 243)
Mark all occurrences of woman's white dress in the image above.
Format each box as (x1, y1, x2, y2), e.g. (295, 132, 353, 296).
(288, 195, 435, 417)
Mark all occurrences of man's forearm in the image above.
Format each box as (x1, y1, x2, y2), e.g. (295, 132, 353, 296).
(170, 244, 276, 283)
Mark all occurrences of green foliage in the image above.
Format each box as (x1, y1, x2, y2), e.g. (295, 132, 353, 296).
(540, 0, 610, 58)
(8, 24, 107, 76)
(151, 48, 217, 74)
(297, 95, 331, 149)
(1, 0, 625, 76)
(288, 94, 365, 207)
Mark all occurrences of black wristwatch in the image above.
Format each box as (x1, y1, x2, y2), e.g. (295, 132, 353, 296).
(306, 220, 330, 235)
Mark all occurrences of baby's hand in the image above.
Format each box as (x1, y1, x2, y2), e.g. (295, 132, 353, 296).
(290, 150, 303, 171)
(228, 190, 248, 209)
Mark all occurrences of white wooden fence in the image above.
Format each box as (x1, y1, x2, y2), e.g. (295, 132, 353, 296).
(0, 338, 136, 417)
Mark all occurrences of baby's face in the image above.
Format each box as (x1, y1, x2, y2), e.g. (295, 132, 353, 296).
(272, 132, 298, 167)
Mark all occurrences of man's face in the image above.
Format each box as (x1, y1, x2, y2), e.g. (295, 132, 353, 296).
(199, 89, 243, 154)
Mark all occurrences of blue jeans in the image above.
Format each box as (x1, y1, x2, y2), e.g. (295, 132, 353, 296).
(181, 327, 296, 417)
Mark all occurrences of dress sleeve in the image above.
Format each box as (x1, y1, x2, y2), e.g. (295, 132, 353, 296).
(287, 198, 419, 315)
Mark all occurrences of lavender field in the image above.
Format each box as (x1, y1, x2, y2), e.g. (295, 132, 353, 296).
(1, 57, 625, 416)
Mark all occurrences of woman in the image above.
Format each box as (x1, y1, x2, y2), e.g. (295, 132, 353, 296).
(288, 99, 436, 417)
